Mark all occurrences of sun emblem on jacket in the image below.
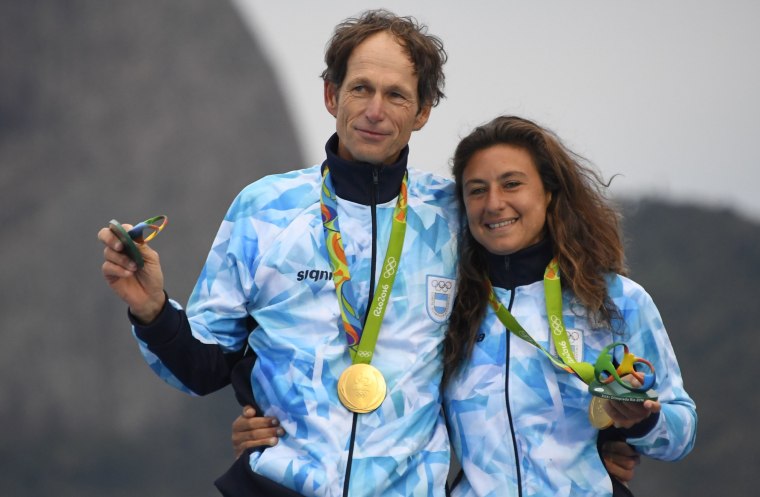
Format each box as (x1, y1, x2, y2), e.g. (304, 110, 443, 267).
(426, 275, 455, 323)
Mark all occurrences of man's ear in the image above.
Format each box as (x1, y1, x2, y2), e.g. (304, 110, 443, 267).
(324, 80, 338, 117)
(413, 104, 432, 131)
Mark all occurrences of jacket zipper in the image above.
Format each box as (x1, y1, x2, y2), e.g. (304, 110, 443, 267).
(342, 166, 381, 497)
(505, 281, 523, 497)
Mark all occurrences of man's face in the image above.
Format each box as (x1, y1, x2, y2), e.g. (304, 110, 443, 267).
(324, 31, 431, 165)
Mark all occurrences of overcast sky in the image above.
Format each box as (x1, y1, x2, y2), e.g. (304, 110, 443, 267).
(233, 1, 760, 220)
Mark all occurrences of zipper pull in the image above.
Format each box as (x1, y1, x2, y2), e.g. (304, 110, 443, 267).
(372, 166, 380, 203)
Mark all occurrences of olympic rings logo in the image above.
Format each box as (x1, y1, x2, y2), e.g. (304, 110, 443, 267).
(549, 315, 564, 336)
(383, 257, 398, 279)
(431, 279, 453, 291)
(357, 351, 371, 358)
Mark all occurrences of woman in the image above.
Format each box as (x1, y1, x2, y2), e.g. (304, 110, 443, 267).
(442, 115, 696, 496)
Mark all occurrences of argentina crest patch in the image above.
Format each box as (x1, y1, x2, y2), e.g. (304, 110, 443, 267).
(426, 275, 455, 323)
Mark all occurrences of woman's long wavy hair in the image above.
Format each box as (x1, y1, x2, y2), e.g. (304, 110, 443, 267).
(443, 116, 626, 385)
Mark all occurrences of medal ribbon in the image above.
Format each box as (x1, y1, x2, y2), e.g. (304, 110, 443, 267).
(487, 258, 595, 384)
(320, 166, 408, 364)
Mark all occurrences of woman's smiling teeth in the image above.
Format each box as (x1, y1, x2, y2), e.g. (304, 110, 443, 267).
(487, 219, 517, 230)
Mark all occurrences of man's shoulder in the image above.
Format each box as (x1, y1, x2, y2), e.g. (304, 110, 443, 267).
(407, 167, 455, 197)
(242, 163, 322, 190)
(407, 166, 453, 185)
(404, 168, 459, 237)
(234, 164, 322, 209)
(220, 165, 322, 226)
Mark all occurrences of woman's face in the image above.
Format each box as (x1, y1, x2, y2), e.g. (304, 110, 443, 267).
(462, 144, 552, 256)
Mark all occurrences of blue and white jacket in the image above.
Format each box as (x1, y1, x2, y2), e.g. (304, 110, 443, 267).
(132, 135, 459, 497)
(444, 240, 697, 497)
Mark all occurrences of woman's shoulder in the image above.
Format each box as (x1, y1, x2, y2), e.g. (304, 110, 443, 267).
(606, 273, 656, 307)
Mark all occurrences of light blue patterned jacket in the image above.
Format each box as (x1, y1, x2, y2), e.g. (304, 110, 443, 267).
(444, 244, 697, 497)
(135, 138, 460, 496)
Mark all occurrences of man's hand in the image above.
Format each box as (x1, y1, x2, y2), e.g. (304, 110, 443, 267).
(601, 440, 640, 483)
(232, 406, 285, 458)
(98, 224, 166, 323)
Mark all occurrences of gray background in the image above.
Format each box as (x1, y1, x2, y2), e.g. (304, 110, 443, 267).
(236, 0, 760, 220)
(1, 1, 754, 496)
(1, 1, 299, 495)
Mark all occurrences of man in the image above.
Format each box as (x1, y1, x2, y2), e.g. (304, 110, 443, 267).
(99, 9, 639, 497)
(100, 9, 457, 497)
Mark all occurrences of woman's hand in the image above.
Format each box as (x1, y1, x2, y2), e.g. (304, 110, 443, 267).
(603, 373, 661, 429)
(231, 406, 285, 458)
(605, 398, 661, 429)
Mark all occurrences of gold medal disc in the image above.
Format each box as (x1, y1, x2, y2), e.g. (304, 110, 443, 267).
(337, 363, 387, 413)
(589, 396, 614, 429)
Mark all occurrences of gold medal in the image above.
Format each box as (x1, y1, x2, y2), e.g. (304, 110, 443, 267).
(337, 363, 387, 413)
(588, 396, 614, 429)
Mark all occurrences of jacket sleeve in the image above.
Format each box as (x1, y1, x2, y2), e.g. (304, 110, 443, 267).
(131, 296, 245, 395)
(130, 186, 263, 396)
(618, 282, 698, 461)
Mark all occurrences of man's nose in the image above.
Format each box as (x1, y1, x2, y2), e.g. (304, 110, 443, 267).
(365, 94, 386, 122)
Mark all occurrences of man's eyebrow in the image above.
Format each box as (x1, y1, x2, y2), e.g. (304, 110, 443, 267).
(386, 83, 413, 95)
(344, 76, 368, 86)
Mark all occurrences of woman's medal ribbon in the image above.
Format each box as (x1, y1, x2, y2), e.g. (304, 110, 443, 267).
(487, 258, 657, 429)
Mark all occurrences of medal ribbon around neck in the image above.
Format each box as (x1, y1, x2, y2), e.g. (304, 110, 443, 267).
(487, 258, 596, 384)
(320, 166, 408, 364)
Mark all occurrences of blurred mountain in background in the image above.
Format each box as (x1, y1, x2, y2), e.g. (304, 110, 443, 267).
(622, 198, 757, 497)
(0, 1, 752, 496)
(0, 1, 300, 495)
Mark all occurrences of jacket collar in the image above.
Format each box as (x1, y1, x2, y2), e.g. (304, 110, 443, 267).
(322, 133, 409, 205)
(486, 237, 554, 290)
